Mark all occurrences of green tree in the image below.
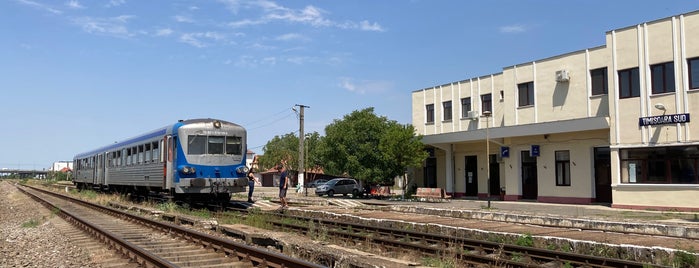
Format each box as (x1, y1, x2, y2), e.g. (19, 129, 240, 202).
(256, 131, 322, 173)
(318, 108, 427, 185)
(256, 133, 297, 171)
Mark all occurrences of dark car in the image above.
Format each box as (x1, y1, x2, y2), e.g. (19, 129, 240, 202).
(315, 178, 362, 197)
(307, 179, 328, 188)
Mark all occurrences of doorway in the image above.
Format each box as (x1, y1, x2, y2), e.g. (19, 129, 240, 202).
(489, 154, 501, 198)
(521, 151, 538, 200)
(464, 155, 478, 197)
(424, 157, 437, 188)
(594, 147, 612, 203)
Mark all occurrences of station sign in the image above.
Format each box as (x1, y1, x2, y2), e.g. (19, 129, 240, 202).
(638, 113, 690, 126)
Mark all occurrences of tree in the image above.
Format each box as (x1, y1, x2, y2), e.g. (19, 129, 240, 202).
(318, 108, 427, 185)
(256, 131, 322, 173)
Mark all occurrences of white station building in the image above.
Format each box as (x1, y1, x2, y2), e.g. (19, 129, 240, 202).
(411, 10, 699, 211)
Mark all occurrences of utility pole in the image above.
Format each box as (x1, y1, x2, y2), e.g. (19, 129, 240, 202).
(295, 104, 310, 194)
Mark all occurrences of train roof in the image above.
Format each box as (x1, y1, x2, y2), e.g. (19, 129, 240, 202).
(73, 118, 242, 160)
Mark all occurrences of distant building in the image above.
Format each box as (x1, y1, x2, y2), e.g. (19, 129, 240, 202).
(412, 10, 699, 211)
(49, 161, 73, 173)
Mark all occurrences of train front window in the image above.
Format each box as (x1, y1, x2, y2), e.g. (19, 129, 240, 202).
(208, 136, 224, 154)
(226, 136, 242, 155)
(188, 135, 206, 155)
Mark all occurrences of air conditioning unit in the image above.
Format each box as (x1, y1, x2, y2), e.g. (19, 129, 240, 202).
(467, 110, 479, 120)
(555, 69, 570, 82)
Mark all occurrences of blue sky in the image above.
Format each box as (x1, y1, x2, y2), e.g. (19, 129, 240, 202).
(1, 0, 698, 170)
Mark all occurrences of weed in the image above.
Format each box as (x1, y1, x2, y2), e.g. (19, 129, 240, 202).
(21, 218, 40, 228)
(156, 201, 178, 213)
(515, 233, 534, 247)
(422, 257, 455, 268)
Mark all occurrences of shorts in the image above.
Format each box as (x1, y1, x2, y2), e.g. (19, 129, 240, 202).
(279, 188, 287, 198)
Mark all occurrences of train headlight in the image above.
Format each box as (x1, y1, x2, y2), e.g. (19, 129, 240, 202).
(236, 166, 249, 174)
(179, 166, 196, 174)
(213, 120, 221, 128)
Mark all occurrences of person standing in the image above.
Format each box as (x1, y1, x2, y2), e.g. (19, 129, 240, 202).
(278, 164, 289, 208)
(246, 163, 258, 203)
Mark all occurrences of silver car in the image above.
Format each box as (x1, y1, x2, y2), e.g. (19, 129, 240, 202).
(315, 178, 361, 197)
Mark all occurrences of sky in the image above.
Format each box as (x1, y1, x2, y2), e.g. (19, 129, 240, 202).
(2, 0, 698, 170)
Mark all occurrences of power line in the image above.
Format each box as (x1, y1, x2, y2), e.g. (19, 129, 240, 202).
(243, 106, 295, 130)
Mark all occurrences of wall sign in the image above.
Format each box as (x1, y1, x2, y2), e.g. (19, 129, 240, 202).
(530, 145, 540, 157)
(500, 146, 510, 158)
(638, 113, 690, 126)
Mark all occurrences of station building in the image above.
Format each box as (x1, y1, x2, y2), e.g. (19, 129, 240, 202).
(411, 10, 699, 211)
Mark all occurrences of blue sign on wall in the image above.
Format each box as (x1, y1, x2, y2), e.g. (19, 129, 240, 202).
(500, 146, 510, 158)
(530, 145, 540, 157)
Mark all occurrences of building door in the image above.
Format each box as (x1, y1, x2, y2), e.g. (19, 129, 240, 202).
(424, 157, 437, 188)
(465, 155, 478, 197)
(489, 154, 501, 197)
(594, 147, 612, 203)
(521, 151, 538, 200)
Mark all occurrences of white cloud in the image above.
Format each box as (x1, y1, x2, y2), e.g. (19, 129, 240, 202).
(275, 33, 305, 41)
(359, 20, 384, 32)
(499, 24, 526, 34)
(339, 77, 393, 95)
(17, 0, 62, 14)
(174, 15, 194, 23)
(65, 0, 84, 9)
(72, 15, 135, 38)
(179, 32, 225, 48)
(155, 28, 173, 36)
(224, 1, 384, 32)
(106, 0, 125, 7)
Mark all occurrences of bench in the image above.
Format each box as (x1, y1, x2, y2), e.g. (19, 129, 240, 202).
(369, 186, 392, 199)
(414, 187, 452, 202)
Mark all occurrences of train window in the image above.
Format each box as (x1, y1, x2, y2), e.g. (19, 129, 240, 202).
(138, 145, 144, 164)
(117, 150, 122, 166)
(152, 142, 159, 162)
(208, 136, 225, 154)
(145, 143, 152, 163)
(188, 135, 206, 155)
(127, 148, 132, 165)
(226, 136, 242, 155)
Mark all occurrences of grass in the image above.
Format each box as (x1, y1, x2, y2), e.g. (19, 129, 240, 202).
(21, 218, 41, 228)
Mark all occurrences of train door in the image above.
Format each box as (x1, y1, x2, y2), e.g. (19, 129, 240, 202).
(96, 153, 105, 187)
(464, 155, 478, 197)
(164, 136, 174, 191)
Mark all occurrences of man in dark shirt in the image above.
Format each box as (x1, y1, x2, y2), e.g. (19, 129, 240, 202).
(278, 164, 289, 208)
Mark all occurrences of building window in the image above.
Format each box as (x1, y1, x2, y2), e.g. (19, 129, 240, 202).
(499, 90, 504, 101)
(555, 150, 571, 186)
(481, 94, 492, 113)
(442, 101, 452, 121)
(460, 97, 471, 118)
(688, 57, 699, 90)
(426, 104, 434, 123)
(518, 82, 534, 107)
(620, 147, 699, 184)
(618, 68, 640, 98)
(651, 62, 675, 94)
(590, 67, 608, 95)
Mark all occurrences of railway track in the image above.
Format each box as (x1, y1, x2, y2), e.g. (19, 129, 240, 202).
(17, 185, 324, 268)
(227, 207, 667, 268)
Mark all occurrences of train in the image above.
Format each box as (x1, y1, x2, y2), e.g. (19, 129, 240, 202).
(73, 118, 249, 202)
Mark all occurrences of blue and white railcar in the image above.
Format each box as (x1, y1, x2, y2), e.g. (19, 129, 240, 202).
(73, 119, 248, 202)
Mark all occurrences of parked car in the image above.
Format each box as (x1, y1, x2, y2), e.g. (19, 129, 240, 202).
(315, 178, 362, 197)
(307, 179, 328, 188)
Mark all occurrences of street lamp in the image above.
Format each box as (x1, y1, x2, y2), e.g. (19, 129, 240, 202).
(482, 110, 492, 208)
